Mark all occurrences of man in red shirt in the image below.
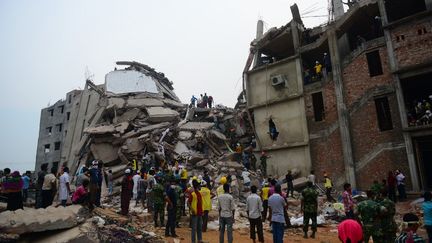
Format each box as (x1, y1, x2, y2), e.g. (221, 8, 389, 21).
(188, 179, 203, 243)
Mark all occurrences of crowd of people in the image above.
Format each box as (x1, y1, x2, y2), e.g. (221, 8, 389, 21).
(407, 96, 432, 126)
(190, 93, 214, 108)
(303, 52, 332, 85)
(1, 158, 431, 242)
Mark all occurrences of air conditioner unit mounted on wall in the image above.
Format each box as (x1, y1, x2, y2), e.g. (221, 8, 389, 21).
(271, 74, 287, 88)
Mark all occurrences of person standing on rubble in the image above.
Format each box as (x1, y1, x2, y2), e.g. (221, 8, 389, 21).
(120, 169, 133, 215)
(89, 160, 100, 208)
(21, 171, 31, 203)
(285, 170, 294, 198)
(247, 185, 264, 243)
(153, 175, 166, 227)
(107, 169, 113, 197)
(208, 95, 213, 108)
(175, 179, 184, 227)
(260, 182, 270, 222)
(259, 151, 269, 177)
(59, 167, 71, 207)
(324, 173, 335, 202)
(203, 93, 209, 108)
(165, 178, 178, 237)
(251, 152, 257, 171)
(189, 179, 204, 243)
(2, 170, 24, 211)
(132, 171, 140, 200)
(342, 183, 355, 219)
(301, 181, 319, 239)
(268, 184, 286, 243)
(218, 183, 235, 243)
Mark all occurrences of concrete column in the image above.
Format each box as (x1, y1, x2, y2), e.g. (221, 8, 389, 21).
(327, 29, 357, 188)
(377, 0, 420, 191)
(253, 20, 264, 68)
(332, 0, 345, 20)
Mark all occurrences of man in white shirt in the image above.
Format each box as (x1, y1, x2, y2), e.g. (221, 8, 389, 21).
(59, 167, 71, 207)
(242, 168, 251, 190)
(218, 183, 235, 243)
(246, 185, 264, 243)
(396, 170, 407, 200)
(132, 171, 141, 200)
(307, 170, 316, 185)
(268, 184, 286, 243)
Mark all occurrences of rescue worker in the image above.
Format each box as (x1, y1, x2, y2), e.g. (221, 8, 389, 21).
(175, 179, 184, 227)
(199, 180, 213, 232)
(260, 182, 270, 221)
(152, 175, 166, 227)
(378, 192, 397, 242)
(217, 176, 227, 196)
(357, 190, 381, 242)
(301, 181, 319, 239)
(324, 173, 335, 202)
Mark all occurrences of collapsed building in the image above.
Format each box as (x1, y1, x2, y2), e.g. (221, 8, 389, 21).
(35, 61, 255, 189)
(244, 0, 432, 191)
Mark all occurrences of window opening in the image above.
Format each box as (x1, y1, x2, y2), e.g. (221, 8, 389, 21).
(54, 142, 61, 150)
(56, 123, 63, 132)
(48, 109, 54, 116)
(375, 97, 393, 131)
(312, 92, 325, 121)
(67, 112, 71, 121)
(44, 144, 50, 153)
(59, 105, 64, 114)
(268, 118, 279, 141)
(366, 50, 383, 77)
(46, 127, 52, 135)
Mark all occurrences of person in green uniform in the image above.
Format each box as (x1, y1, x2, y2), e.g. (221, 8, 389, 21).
(175, 179, 184, 227)
(301, 181, 319, 239)
(259, 152, 269, 177)
(357, 190, 381, 242)
(152, 176, 166, 227)
(378, 192, 397, 242)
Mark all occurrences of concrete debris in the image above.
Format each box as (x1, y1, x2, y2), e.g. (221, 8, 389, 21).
(90, 143, 119, 163)
(177, 130, 193, 140)
(0, 205, 86, 235)
(84, 125, 116, 135)
(174, 141, 189, 155)
(127, 98, 164, 108)
(179, 122, 214, 131)
(107, 97, 126, 109)
(145, 106, 179, 122)
(115, 108, 141, 123)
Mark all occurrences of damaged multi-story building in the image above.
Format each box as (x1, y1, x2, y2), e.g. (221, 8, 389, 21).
(244, 0, 432, 191)
(35, 61, 182, 175)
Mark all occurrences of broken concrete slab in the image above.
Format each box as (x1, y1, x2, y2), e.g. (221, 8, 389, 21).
(146, 107, 179, 122)
(122, 122, 171, 139)
(196, 159, 209, 168)
(216, 161, 244, 170)
(178, 131, 193, 140)
(174, 141, 190, 155)
(115, 108, 141, 123)
(162, 99, 186, 108)
(127, 98, 164, 108)
(123, 137, 144, 153)
(0, 205, 85, 234)
(90, 143, 120, 163)
(209, 129, 227, 140)
(114, 122, 129, 134)
(180, 122, 214, 131)
(93, 207, 129, 225)
(107, 97, 126, 109)
(84, 125, 116, 135)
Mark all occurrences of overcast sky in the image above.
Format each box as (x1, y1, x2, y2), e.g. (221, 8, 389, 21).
(0, 0, 328, 172)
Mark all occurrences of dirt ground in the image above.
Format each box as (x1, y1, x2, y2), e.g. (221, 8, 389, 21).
(156, 225, 339, 243)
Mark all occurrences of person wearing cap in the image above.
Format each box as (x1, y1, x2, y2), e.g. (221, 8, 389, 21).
(324, 172, 335, 202)
(199, 180, 214, 232)
(314, 61, 323, 80)
(120, 169, 134, 215)
(395, 213, 425, 242)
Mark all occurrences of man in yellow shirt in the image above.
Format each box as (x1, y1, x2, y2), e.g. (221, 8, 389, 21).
(324, 173, 335, 202)
(314, 61, 323, 80)
(217, 176, 227, 196)
(200, 180, 214, 232)
(260, 183, 270, 221)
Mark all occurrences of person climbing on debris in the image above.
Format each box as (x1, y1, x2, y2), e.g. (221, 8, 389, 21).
(301, 181, 319, 239)
(120, 169, 133, 215)
(72, 178, 89, 206)
(188, 179, 203, 243)
(259, 151, 269, 177)
(285, 170, 294, 198)
(190, 95, 197, 107)
(324, 172, 335, 202)
(152, 175, 166, 227)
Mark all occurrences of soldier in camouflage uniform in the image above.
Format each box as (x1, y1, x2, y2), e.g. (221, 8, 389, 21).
(152, 176, 166, 227)
(301, 181, 319, 239)
(357, 190, 381, 242)
(378, 192, 397, 242)
(175, 179, 184, 227)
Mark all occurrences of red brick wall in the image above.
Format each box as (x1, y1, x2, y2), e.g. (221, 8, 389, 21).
(391, 18, 432, 68)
